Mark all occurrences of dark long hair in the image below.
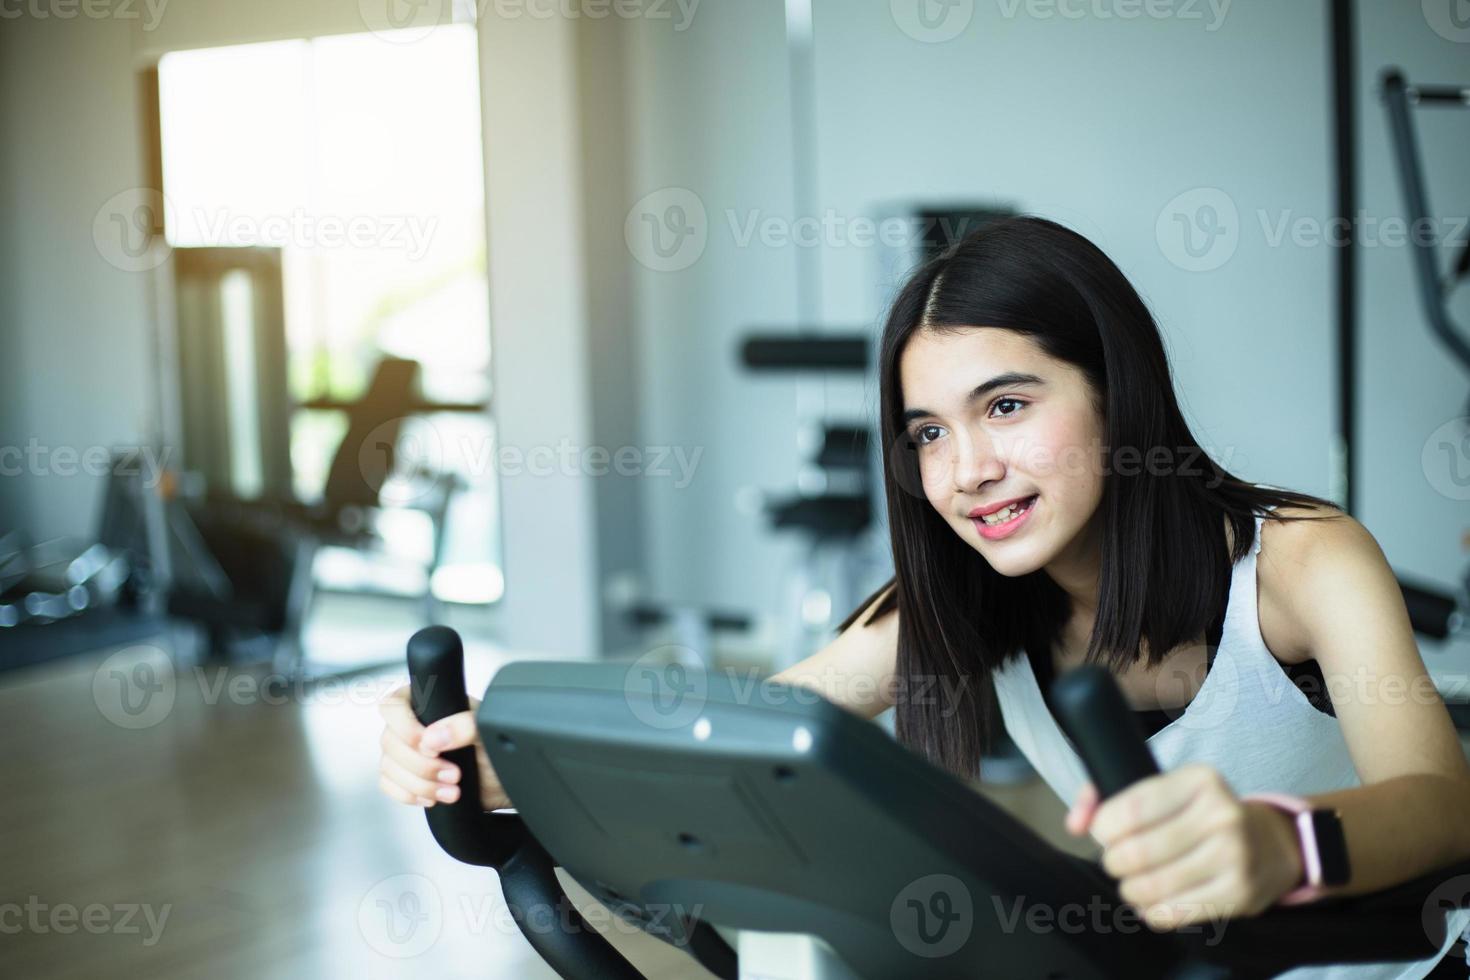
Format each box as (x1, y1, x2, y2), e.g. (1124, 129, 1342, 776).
(838, 216, 1337, 779)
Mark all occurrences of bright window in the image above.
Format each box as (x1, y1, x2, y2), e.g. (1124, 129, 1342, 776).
(158, 26, 501, 604)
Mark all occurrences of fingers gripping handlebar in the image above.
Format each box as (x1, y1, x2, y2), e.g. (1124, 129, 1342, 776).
(405, 626, 645, 980)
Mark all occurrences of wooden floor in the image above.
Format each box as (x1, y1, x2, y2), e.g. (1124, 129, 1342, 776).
(0, 629, 1094, 980)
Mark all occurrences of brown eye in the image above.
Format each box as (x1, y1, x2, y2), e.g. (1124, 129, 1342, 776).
(991, 398, 1026, 418)
(913, 424, 944, 445)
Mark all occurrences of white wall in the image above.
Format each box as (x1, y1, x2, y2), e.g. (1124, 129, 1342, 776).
(0, 14, 155, 542)
(624, 1, 813, 621)
(475, 12, 602, 657)
(576, 18, 649, 655)
(130, 0, 390, 57)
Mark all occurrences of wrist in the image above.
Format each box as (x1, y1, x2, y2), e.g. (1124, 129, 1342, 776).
(1252, 802, 1307, 895)
(1243, 792, 1352, 906)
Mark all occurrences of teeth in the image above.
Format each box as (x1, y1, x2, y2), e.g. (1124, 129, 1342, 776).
(981, 497, 1032, 526)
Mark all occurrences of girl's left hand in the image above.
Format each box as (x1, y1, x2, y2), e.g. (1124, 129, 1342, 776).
(1065, 764, 1305, 931)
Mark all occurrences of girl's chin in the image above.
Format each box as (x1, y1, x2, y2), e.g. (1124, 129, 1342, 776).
(970, 539, 1049, 577)
(989, 557, 1045, 578)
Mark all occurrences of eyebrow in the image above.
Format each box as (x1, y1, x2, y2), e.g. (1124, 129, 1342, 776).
(901, 371, 1046, 425)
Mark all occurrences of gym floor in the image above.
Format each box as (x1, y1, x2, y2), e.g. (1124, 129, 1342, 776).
(10, 610, 1467, 980)
(2, 625, 695, 980)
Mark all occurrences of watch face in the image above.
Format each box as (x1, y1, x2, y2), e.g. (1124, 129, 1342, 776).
(1310, 809, 1351, 887)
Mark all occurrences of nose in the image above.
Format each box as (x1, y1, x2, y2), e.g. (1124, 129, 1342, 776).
(949, 426, 1006, 494)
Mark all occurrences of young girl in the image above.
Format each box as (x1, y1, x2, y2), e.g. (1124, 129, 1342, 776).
(378, 216, 1470, 976)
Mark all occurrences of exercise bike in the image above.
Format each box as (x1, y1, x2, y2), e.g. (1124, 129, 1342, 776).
(403, 626, 1470, 978)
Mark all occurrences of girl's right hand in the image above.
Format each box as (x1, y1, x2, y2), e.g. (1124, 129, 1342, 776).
(377, 682, 510, 811)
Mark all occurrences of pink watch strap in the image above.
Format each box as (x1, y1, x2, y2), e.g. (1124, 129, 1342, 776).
(1243, 792, 1329, 906)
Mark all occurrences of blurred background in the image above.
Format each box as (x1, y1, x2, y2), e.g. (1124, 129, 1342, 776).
(1, 1, 1468, 977)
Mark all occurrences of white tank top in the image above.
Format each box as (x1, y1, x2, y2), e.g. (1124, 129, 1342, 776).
(990, 509, 1470, 979)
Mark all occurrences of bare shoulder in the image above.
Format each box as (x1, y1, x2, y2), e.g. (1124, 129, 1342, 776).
(1259, 501, 1374, 566)
(1256, 501, 1380, 665)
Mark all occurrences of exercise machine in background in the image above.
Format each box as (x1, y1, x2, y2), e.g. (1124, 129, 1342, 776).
(0, 455, 166, 671)
(1379, 68, 1470, 730)
(737, 332, 882, 671)
(1381, 71, 1470, 418)
(0, 463, 145, 631)
(154, 245, 477, 679)
(163, 356, 462, 678)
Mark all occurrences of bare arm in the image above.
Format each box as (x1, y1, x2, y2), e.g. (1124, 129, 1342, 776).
(772, 585, 900, 720)
(1259, 509, 1470, 899)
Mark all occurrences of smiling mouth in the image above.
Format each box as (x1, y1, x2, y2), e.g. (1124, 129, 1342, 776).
(975, 495, 1038, 527)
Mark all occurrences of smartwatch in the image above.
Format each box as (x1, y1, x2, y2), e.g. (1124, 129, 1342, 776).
(1244, 792, 1352, 905)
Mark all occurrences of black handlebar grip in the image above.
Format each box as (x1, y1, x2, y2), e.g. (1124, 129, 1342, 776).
(405, 625, 514, 868)
(1048, 667, 1225, 978)
(408, 625, 473, 722)
(405, 626, 652, 979)
(1049, 665, 1161, 800)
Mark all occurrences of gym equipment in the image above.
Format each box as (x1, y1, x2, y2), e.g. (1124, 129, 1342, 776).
(0, 454, 162, 634)
(737, 333, 883, 671)
(1329, 0, 1357, 514)
(1379, 67, 1470, 731)
(169, 247, 294, 502)
(165, 357, 461, 676)
(619, 599, 755, 669)
(1400, 576, 1468, 643)
(164, 242, 478, 675)
(0, 454, 182, 672)
(1380, 70, 1470, 415)
(404, 625, 1470, 979)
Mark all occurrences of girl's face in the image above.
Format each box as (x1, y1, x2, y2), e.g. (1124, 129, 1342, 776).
(899, 327, 1107, 578)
